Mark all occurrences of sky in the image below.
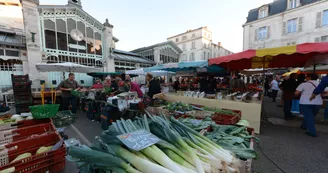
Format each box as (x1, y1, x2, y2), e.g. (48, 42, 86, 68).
(40, 0, 273, 53)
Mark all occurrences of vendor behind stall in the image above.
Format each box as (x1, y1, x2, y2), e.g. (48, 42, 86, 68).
(103, 76, 111, 88)
(173, 77, 180, 92)
(232, 75, 246, 91)
(146, 73, 161, 99)
(110, 77, 120, 93)
(91, 79, 103, 89)
(125, 79, 143, 98)
(58, 73, 80, 114)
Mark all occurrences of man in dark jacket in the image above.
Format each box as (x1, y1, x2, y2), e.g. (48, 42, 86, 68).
(173, 77, 180, 92)
(146, 73, 161, 99)
(280, 73, 298, 120)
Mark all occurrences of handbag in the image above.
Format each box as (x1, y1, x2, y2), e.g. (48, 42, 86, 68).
(291, 99, 300, 114)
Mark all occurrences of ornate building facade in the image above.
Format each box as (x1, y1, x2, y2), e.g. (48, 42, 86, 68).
(0, 0, 154, 88)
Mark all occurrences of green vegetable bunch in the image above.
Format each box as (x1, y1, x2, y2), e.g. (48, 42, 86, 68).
(165, 102, 193, 112)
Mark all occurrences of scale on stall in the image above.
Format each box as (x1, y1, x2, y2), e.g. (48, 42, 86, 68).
(116, 92, 141, 111)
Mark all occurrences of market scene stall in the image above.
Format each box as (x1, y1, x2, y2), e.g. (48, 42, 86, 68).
(2, 0, 328, 173)
(2, 42, 328, 172)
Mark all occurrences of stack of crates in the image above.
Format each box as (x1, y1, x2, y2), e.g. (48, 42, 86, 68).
(0, 119, 66, 173)
(11, 74, 33, 113)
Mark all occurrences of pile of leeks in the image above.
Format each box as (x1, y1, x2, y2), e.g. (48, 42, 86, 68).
(67, 114, 241, 173)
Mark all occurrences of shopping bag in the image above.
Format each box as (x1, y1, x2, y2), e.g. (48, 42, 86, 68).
(291, 99, 300, 114)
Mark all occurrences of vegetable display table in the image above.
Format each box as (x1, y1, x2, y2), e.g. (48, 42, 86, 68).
(159, 94, 262, 134)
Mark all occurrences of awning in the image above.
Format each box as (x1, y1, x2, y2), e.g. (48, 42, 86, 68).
(209, 43, 328, 70)
(126, 68, 175, 77)
(282, 68, 303, 77)
(87, 72, 122, 78)
(144, 60, 209, 72)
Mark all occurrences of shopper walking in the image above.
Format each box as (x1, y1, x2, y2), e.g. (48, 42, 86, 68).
(280, 73, 298, 120)
(264, 77, 269, 96)
(295, 73, 322, 137)
(270, 76, 279, 102)
(311, 75, 328, 120)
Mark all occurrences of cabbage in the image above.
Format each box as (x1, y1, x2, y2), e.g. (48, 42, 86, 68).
(15, 117, 25, 123)
(11, 114, 21, 120)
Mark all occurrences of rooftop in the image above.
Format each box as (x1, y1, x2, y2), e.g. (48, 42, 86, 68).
(112, 49, 155, 64)
(246, 0, 320, 23)
(167, 26, 211, 39)
(131, 41, 182, 53)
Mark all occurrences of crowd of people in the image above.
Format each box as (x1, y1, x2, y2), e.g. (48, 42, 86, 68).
(57, 73, 162, 114)
(266, 73, 328, 137)
(172, 76, 249, 93)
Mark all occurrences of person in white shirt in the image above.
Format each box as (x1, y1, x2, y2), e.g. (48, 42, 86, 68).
(295, 73, 322, 137)
(270, 77, 279, 102)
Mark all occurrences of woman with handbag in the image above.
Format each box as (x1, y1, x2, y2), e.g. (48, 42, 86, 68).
(295, 73, 322, 137)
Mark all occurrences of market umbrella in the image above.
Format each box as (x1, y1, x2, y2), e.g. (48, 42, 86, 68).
(36, 62, 102, 81)
(209, 43, 328, 71)
(36, 62, 102, 73)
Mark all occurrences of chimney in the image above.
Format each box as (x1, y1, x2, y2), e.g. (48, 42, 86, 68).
(217, 42, 221, 47)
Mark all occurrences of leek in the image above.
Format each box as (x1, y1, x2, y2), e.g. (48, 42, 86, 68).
(162, 148, 196, 171)
(108, 144, 175, 173)
(149, 120, 205, 173)
(68, 146, 141, 173)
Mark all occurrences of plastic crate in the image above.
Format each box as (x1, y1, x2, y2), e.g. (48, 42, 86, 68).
(14, 95, 32, 100)
(0, 123, 56, 145)
(15, 107, 31, 114)
(12, 90, 32, 96)
(12, 81, 32, 87)
(0, 119, 52, 132)
(0, 133, 66, 173)
(52, 111, 76, 128)
(0, 133, 62, 164)
(15, 98, 33, 105)
(11, 74, 29, 82)
(211, 109, 242, 125)
(13, 86, 31, 92)
(29, 104, 60, 119)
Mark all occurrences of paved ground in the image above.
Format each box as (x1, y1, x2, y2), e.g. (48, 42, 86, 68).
(252, 97, 328, 173)
(60, 96, 328, 173)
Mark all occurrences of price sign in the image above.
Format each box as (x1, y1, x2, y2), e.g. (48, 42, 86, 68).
(117, 130, 160, 151)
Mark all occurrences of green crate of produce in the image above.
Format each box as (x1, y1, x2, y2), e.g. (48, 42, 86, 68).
(52, 110, 76, 127)
(29, 104, 60, 119)
(71, 90, 82, 97)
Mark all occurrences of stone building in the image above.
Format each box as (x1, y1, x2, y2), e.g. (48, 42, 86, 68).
(243, 0, 328, 50)
(131, 41, 182, 64)
(167, 26, 233, 62)
(0, 0, 154, 88)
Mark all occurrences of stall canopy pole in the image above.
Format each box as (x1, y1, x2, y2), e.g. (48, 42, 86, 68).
(313, 64, 316, 72)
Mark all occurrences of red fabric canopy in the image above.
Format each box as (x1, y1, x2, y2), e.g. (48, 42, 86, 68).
(209, 43, 328, 71)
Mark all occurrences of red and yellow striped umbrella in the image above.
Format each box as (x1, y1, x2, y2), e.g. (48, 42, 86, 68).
(209, 43, 328, 71)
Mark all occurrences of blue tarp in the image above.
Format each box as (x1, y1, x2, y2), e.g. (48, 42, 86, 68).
(144, 60, 218, 72)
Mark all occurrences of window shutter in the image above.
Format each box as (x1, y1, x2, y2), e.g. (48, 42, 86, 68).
(298, 17, 303, 32)
(315, 37, 320, 42)
(254, 29, 258, 41)
(316, 12, 322, 28)
(267, 26, 270, 39)
(282, 22, 286, 35)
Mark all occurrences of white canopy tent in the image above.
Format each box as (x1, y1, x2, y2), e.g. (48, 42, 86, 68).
(36, 62, 102, 83)
(36, 62, 102, 73)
